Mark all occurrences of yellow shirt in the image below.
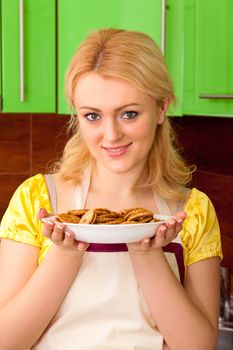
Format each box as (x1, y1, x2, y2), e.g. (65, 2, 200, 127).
(0, 173, 223, 266)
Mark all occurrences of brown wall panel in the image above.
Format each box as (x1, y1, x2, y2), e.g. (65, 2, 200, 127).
(0, 114, 30, 173)
(172, 116, 233, 176)
(192, 170, 233, 239)
(0, 114, 30, 143)
(0, 142, 30, 173)
(0, 114, 232, 283)
(0, 174, 29, 217)
(172, 116, 233, 284)
(31, 114, 70, 173)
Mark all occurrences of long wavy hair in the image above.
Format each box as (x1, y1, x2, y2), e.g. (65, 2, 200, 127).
(56, 28, 195, 200)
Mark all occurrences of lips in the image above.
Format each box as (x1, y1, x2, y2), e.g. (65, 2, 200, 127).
(102, 142, 132, 156)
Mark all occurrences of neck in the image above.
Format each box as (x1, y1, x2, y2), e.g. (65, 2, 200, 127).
(90, 162, 149, 197)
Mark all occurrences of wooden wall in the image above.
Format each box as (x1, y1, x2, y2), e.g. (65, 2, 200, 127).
(172, 116, 233, 280)
(0, 113, 70, 217)
(0, 113, 232, 281)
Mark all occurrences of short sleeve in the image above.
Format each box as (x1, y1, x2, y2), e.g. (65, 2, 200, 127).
(0, 174, 52, 248)
(180, 188, 223, 266)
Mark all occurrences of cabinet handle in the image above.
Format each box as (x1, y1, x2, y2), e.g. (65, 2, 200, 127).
(161, 0, 166, 54)
(199, 94, 233, 100)
(19, 0, 24, 102)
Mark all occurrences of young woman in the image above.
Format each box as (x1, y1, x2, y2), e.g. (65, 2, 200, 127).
(0, 29, 222, 350)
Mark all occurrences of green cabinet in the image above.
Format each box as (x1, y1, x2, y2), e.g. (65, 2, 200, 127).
(58, 0, 164, 114)
(183, 0, 233, 117)
(165, 0, 184, 116)
(1, 1, 232, 116)
(1, 0, 56, 113)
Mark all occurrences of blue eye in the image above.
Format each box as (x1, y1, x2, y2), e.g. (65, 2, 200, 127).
(122, 111, 138, 120)
(84, 113, 101, 122)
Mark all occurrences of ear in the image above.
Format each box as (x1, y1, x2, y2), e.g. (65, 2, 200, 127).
(157, 97, 172, 125)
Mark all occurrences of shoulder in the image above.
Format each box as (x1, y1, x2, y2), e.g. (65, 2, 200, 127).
(184, 188, 220, 233)
(180, 188, 222, 266)
(15, 172, 52, 211)
(0, 174, 52, 246)
(16, 173, 47, 193)
(6, 173, 50, 211)
(184, 188, 215, 214)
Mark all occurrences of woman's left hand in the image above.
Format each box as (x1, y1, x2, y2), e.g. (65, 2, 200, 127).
(127, 211, 186, 253)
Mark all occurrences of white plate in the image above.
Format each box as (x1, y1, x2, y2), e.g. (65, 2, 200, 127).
(41, 214, 172, 243)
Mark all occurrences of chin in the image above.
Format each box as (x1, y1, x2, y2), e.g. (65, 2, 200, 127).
(103, 161, 140, 174)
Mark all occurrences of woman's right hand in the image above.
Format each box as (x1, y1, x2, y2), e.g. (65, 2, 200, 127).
(37, 208, 89, 253)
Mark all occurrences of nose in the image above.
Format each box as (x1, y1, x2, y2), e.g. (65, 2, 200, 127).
(103, 118, 122, 143)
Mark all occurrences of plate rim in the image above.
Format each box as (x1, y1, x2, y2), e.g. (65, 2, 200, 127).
(41, 214, 172, 227)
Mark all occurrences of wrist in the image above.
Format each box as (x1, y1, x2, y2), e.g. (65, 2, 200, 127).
(128, 246, 164, 259)
(50, 244, 86, 260)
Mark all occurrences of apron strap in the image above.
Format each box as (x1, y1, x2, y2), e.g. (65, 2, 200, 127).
(44, 174, 57, 213)
(175, 187, 191, 213)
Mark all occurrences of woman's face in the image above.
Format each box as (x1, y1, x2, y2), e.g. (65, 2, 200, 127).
(73, 72, 164, 175)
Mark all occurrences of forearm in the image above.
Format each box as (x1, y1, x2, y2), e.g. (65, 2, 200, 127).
(0, 245, 83, 350)
(129, 249, 218, 350)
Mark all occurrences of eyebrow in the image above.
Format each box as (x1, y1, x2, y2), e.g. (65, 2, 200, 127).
(78, 103, 141, 112)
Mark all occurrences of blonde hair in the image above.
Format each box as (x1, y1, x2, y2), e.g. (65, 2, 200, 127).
(56, 28, 195, 200)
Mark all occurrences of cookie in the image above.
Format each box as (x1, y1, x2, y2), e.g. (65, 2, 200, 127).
(95, 208, 113, 215)
(55, 207, 160, 225)
(56, 213, 81, 223)
(124, 208, 153, 222)
(68, 209, 88, 216)
(79, 209, 96, 224)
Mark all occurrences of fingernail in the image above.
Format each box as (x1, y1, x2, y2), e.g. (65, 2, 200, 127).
(47, 220, 55, 226)
(177, 219, 183, 224)
(65, 230, 71, 237)
(56, 223, 64, 230)
(168, 220, 175, 225)
(78, 243, 84, 251)
(144, 238, 150, 244)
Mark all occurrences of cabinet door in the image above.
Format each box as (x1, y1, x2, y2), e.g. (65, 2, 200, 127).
(165, 0, 184, 116)
(1, 0, 56, 113)
(58, 0, 163, 114)
(183, 0, 233, 117)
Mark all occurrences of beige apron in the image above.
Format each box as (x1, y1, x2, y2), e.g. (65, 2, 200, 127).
(32, 173, 184, 350)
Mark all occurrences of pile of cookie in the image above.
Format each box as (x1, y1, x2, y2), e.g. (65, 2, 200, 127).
(56, 207, 161, 225)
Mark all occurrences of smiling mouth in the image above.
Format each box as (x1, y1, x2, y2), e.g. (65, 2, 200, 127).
(102, 142, 132, 155)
